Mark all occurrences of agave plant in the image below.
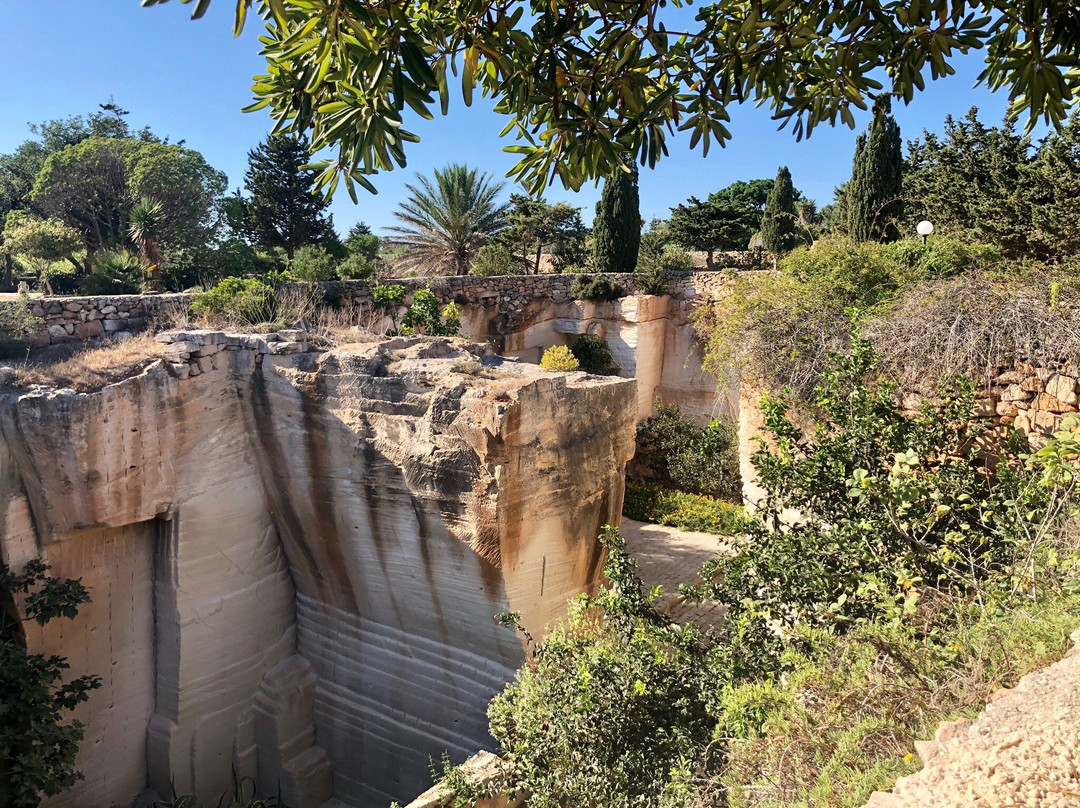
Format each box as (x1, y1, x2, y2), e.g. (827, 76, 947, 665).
(386, 164, 508, 276)
(128, 196, 166, 290)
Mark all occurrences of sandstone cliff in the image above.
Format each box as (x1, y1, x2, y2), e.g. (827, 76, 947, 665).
(0, 331, 636, 808)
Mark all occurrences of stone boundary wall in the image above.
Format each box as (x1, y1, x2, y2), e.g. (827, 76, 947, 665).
(971, 362, 1080, 446)
(18, 271, 739, 347)
(25, 293, 189, 347)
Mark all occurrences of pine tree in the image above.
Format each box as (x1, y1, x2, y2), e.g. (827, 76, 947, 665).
(760, 166, 805, 257)
(243, 134, 335, 260)
(592, 160, 641, 272)
(847, 96, 903, 242)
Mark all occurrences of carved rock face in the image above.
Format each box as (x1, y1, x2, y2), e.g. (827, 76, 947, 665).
(0, 334, 635, 808)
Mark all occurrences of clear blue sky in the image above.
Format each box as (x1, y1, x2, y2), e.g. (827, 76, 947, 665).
(0, 2, 1012, 237)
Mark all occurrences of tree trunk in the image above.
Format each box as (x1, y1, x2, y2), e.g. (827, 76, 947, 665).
(1, 253, 13, 291)
(705, 249, 714, 270)
(534, 241, 542, 275)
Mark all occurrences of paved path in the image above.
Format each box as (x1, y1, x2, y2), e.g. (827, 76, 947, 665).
(620, 517, 731, 628)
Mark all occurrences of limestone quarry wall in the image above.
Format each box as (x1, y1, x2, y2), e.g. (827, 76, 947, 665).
(0, 331, 635, 808)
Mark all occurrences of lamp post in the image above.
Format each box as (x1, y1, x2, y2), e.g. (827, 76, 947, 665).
(917, 220, 934, 245)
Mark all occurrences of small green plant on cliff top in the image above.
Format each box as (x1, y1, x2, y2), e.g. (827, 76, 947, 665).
(539, 344, 579, 371)
(402, 286, 461, 336)
(0, 292, 38, 360)
(623, 482, 747, 535)
(1, 559, 101, 808)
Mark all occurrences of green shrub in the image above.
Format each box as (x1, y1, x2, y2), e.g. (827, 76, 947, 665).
(370, 282, 406, 310)
(336, 252, 377, 280)
(488, 527, 719, 808)
(41, 262, 79, 295)
(571, 273, 624, 302)
(623, 483, 747, 535)
(539, 345, 579, 371)
(402, 287, 461, 336)
(569, 334, 620, 375)
(470, 243, 519, 276)
(0, 293, 38, 360)
(290, 245, 338, 282)
(634, 404, 740, 501)
(190, 277, 276, 325)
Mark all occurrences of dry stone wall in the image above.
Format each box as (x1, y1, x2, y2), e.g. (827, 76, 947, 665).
(0, 332, 636, 808)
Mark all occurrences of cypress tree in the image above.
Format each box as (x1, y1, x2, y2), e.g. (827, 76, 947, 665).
(760, 166, 804, 257)
(592, 160, 641, 272)
(847, 95, 903, 242)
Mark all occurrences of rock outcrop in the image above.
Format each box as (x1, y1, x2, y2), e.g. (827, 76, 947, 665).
(0, 332, 636, 808)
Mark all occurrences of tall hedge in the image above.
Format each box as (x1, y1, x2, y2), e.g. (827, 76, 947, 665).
(847, 96, 903, 242)
(592, 160, 641, 272)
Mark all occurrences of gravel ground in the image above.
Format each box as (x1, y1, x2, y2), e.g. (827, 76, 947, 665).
(867, 629, 1080, 808)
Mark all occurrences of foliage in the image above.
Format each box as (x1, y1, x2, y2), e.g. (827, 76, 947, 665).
(635, 404, 741, 500)
(499, 194, 587, 273)
(153, 775, 292, 808)
(371, 283, 406, 309)
(128, 196, 166, 290)
(336, 252, 378, 280)
(847, 96, 903, 243)
(695, 236, 1004, 398)
(2, 216, 82, 288)
(343, 221, 380, 260)
(708, 179, 778, 222)
(469, 243, 520, 276)
(30, 136, 226, 274)
(290, 244, 338, 282)
(402, 287, 461, 336)
(81, 249, 145, 295)
(0, 292, 38, 359)
(761, 166, 808, 257)
(636, 223, 691, 284)
(623, 483, 747, 536)
(693, 332, 1064, 678)
(387, 164, 508, 276)
(634, 260, 669, 296)
(157, 1, 1080, 196)
(569, 334, 620, 376)
(0, 558, 102, 808)
(592, 162, 641, 273)
(539, 345, 579, 372)
(667, 197, 757, 268)
(488, 526, 720, 808)
(571, 273, 624, 302)
(243, 133, 336, 261)
(190, 276, 275, 325)
(905, 108, 1080, 262)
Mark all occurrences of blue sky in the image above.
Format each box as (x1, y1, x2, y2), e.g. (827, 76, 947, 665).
(0, 2, 1012, 237)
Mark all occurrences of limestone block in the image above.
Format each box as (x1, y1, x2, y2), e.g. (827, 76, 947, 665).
(996, 401, 1020, 417)
(103, 319, 124, 332)
(75, 319, 104, 339)
(1045, 374, 1078, 406)
(1021, 375, 1043, 392)
(46, 324, 67, 340)
(999, 384, 1032, 402)
(1033, 393, 1076, 414)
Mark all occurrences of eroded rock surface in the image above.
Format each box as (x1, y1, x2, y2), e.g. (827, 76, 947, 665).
(0, 332, 635, 808)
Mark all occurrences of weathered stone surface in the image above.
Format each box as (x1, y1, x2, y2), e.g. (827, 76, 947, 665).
(1045, 374, 1078, 406)
(999, 384, 1032, 402)
(0, 335, 635, 808)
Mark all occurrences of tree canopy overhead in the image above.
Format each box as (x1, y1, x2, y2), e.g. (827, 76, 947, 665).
(145, 0, 1080, 195)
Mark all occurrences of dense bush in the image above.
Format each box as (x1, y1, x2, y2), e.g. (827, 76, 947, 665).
(402, 287, 461, 336)
(488, 527, 720, 808)
(570, 273, 624, 302)
(623, 483, 747, 535)
(569, 334, 620, 376)
(469, 243, 520, 276)
(633, 404, 740, 501)
(336, 252, 377, 280)
(696, 237, 1006, 400)
(539, 345, 579, 371)
(289, 245, 338, 282)
(190, 277, 275, 325)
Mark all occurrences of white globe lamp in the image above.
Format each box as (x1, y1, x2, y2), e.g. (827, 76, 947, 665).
(916, 220, 934, 244)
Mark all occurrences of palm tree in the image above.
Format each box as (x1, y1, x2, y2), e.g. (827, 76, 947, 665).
(127, 197, 165, 291)
(387, 164, 508, 275)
